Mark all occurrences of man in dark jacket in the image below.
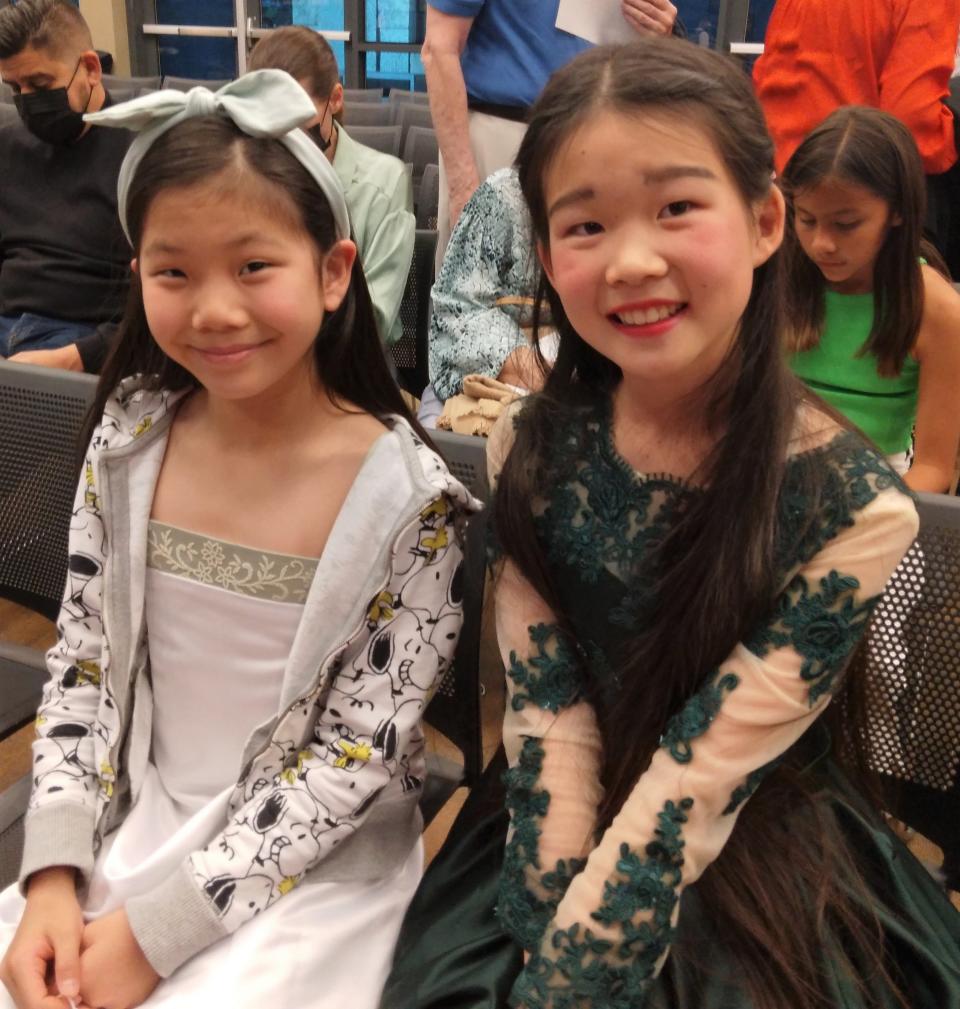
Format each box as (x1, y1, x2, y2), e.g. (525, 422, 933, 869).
(0, 0, 130, 372)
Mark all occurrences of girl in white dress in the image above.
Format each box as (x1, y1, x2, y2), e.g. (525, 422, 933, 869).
(0, 71, 475, 1009)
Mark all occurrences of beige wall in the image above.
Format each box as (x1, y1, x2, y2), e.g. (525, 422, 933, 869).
(80, 0, 131, 76)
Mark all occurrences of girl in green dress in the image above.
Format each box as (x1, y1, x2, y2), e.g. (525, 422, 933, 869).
(783, 106, 960, 493)
(382, 37, 960, 1009)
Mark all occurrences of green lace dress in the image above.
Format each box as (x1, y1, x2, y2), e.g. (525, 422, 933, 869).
(381, 400, 960, 1009)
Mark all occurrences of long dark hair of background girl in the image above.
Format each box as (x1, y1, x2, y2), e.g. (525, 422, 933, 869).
(87, 116, 426, 445)
(781, 105, 935, 376)
(494, 40, 906, 1008)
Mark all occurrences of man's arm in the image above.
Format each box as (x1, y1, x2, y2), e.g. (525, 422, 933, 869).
(878, 0, 960, 174)
(9, 323, 118, 374)
(422, 6, 479, 230)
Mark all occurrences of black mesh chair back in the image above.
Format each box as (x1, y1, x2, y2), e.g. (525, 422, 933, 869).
(391, 229, 436, 399)
(103, 73, 161, 91)
(861, 491, 960, 889)
(420, 509, 487, 824)
(402, 126, 438, 195)
(0, 364, 97, 746)
(345, 124, 402, 158)
(416, 163, 440, 230)
(342, 87, 384, 103)
(342, 102, 393, 128)
(162, 76, 231, 92)
(397, 102, 433, 145)
(431, 430, 489, 504)
(0, 363, 97, 619)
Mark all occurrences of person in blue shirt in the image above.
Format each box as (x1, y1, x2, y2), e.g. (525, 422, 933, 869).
(421, 0, 677, 262)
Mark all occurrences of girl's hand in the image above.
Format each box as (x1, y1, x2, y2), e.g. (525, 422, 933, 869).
(78, 910, 160, 1009)
(621, 0, 677, 36)
(0, 866, 83, 1009)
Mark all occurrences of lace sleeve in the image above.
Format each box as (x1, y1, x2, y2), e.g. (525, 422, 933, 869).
(496, 558, 604, 952)
(509, 484, 918, 1008)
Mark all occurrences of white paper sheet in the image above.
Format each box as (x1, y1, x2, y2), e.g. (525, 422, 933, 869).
(555, 0, 637, 45)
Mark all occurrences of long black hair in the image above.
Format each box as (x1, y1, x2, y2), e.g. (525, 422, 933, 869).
(87, 115, 426, 443)
(495, 38, 906, 1008)
(781, 106, 932, 376)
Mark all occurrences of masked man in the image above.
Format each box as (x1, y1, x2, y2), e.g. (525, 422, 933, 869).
(0, 0, 131, 372)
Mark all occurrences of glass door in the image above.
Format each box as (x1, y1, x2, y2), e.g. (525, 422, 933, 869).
(150, 0, 240, 79)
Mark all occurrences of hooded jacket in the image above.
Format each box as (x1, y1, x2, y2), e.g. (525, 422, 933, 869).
(19, 378, 479, 976)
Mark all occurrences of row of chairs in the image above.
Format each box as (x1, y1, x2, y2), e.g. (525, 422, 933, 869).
(343, 99, 432, 136)
(343, 87, 430, 109)
(0, 359, 490, 886)
(348, 123, 437, 192)
(0, 75, 227, 104)
(0, 88, 438, 228)
(0, 79, 431, 109)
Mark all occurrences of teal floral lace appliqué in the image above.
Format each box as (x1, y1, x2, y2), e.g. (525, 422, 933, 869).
(510, 798, 693, 1009)
(747, 569, 876, 705)
(722, 757, 781, 816)
(508, 623, 582, 713)
(499, 737, 587, 951)
(660, 671, 740, 763)
(773, 430, 906, 577)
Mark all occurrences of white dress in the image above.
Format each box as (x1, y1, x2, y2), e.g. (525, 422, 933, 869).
(0, 523, 422, 1009)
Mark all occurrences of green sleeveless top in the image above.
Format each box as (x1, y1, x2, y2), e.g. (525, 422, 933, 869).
(789, 289, 919, 455)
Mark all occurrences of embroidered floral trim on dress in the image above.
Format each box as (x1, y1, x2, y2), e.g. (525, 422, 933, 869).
(147, 520, 317, 603)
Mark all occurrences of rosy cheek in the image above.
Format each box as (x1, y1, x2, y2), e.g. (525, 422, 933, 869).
(548, 249, 595, 298)
(685, 220, 753, 280)
(142, 289, 178, 345)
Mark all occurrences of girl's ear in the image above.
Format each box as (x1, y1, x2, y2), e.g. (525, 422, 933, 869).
(321, 239, 357, 312)
(751, 185, 786, 267)
(130, 258, 139, 275)
(538, 239, 555, 287)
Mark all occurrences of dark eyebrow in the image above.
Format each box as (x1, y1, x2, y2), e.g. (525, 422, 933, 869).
(1, 73, 53, 88)
(641, 165, 718, 185)
(547, 186, 595, 218)
(793, 203, 861, 218)
(143, 233, 280, 256)
(548, 165, 718, 218)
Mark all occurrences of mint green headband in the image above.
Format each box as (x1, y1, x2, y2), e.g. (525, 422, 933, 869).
(84, 69, 351, 243)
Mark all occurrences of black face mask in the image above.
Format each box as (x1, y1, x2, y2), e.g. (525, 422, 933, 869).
(14, 60, 91, 146)
(306, 96, 333, 152)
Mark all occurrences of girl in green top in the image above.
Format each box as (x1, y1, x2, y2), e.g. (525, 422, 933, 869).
(782, 106, 960, 493)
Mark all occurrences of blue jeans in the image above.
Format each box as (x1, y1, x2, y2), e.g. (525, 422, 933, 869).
(0, 313, 96, 358)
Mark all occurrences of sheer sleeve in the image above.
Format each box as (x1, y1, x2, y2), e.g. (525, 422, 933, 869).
(496, 559, 604, 951)
(509, 484, 918, 1008)
(489, 404, 604, 951)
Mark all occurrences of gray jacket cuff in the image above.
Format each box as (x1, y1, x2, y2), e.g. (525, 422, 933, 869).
(19, 802, 96, 896)
(126, 860, 227, 977)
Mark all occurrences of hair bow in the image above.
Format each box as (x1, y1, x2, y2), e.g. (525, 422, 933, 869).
(85, 69, 351, 242)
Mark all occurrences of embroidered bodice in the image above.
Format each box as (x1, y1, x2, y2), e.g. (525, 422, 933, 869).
(491, 399, 918, 1009)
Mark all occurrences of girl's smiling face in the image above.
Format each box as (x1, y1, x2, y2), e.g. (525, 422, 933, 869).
(539, 108, 784, 398)
(792, 176, 896, 294)
(135, 167, 354, 406)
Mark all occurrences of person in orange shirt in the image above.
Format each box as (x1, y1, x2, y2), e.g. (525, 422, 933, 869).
(753, 0, 960, 268)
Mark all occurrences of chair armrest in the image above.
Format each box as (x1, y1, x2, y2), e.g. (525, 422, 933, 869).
(0, 772, 31, 889)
